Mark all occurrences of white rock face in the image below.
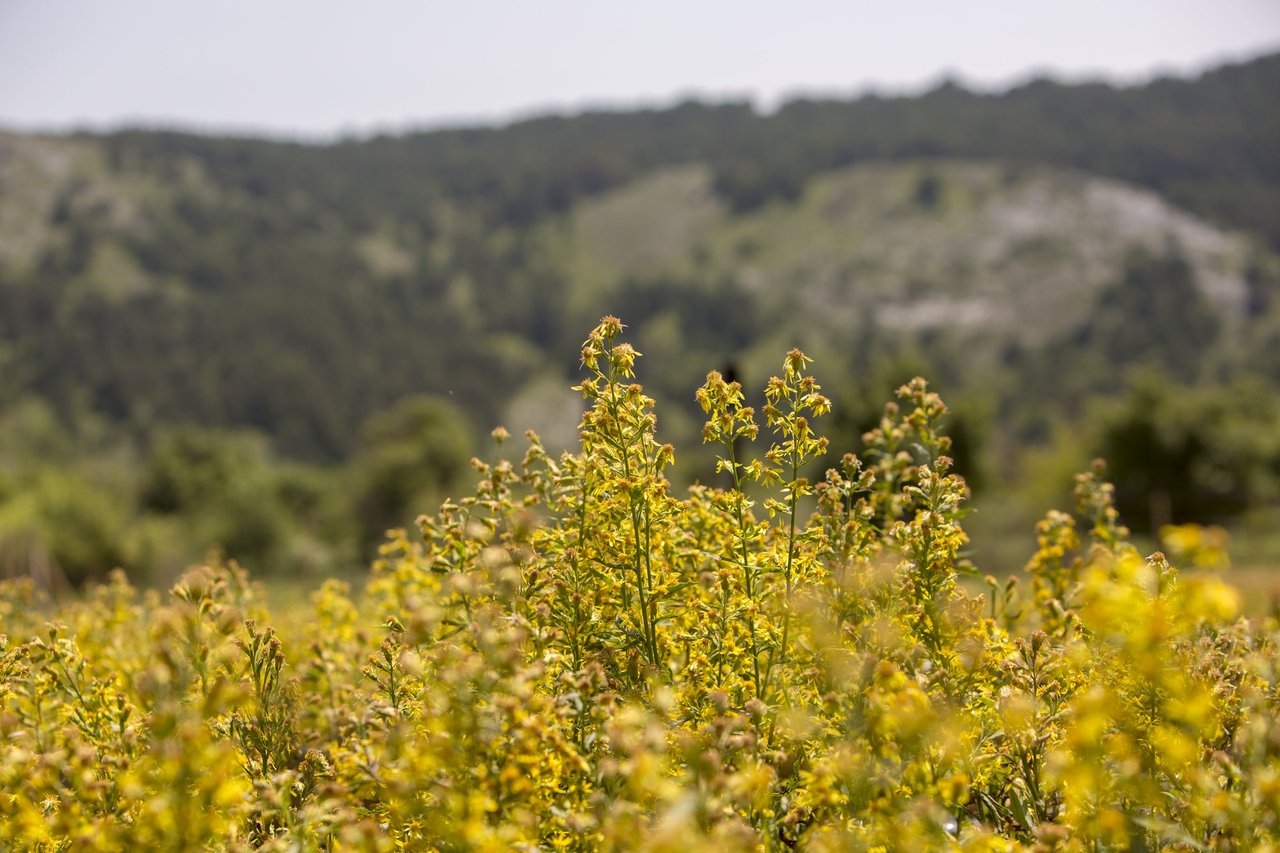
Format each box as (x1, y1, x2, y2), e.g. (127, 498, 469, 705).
(564, 159, 1260, 351)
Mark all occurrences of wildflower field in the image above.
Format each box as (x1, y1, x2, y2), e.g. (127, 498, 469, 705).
(2, 318, 1277, 850)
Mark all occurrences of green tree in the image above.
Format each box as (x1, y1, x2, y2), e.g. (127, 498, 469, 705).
(1094, 372, 1280, 531)
(351, 395, 474, 552)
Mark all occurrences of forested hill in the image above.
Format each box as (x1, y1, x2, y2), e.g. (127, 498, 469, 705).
(96, 51, 1280, 245)
(1, 51, 1279, 463)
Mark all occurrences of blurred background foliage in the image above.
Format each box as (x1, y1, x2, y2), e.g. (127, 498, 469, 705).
(1, 52, 1279, 588)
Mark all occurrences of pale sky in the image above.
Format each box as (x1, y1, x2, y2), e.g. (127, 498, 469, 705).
(2, 1, 1278, 139)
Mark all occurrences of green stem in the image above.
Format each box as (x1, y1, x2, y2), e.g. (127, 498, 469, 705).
(765, 392, 804, 703)
(603, 361, 660, 672)
(726, 434, 763, 700)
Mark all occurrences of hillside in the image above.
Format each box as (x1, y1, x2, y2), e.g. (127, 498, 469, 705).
(0, 133, 1275, 459)
(559, 159, 1255, 360)
(2, 53, 1280, 583)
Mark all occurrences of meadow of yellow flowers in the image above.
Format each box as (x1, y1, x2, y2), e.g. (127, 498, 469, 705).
(1, 317, 1276, 850)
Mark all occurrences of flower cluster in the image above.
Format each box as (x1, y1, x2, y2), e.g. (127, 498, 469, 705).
(1, 318, 1276, 850)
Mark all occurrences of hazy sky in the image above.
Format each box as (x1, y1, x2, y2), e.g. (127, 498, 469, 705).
(2, 1, 1279, 138)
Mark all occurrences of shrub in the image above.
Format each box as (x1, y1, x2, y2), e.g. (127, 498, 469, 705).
(0, 318, 1276, 850)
